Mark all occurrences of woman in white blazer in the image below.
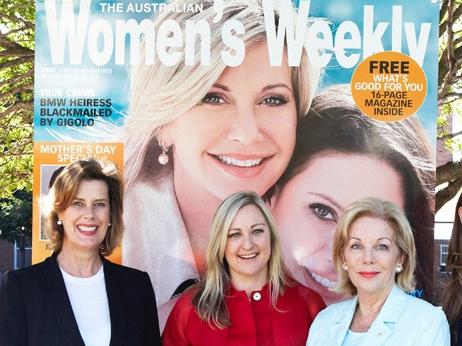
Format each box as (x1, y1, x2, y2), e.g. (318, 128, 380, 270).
(307, 197, 450, 346)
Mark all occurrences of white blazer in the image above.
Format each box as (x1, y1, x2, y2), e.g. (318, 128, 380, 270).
(307, 284, 450, 346)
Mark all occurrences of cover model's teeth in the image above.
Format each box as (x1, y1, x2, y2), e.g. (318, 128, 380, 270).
(310, 271, 336, 289)
(218, 156, 262, 167)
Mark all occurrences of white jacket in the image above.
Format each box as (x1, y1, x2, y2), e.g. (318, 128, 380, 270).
(307, 284, 450, 346)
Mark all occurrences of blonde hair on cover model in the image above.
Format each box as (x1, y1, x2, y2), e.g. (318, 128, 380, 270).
(192, 191, 288, 328)
(121, 0, 320, 189)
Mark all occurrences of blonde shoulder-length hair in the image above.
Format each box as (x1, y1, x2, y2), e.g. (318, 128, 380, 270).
(332, 197, 416, 295)
(42, 159, 124, 256)
(192, 191, 289, 328)
(122, 0, 320, 189)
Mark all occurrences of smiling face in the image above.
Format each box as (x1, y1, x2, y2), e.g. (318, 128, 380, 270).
(224, 204, 271, 289)
(272, 153, 405, 304)
(343, 216, 404, 297)
(58, 179, 110, 255)
(165, 43, 297, 200)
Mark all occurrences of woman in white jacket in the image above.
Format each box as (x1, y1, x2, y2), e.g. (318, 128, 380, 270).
(307, 197, 449, 346)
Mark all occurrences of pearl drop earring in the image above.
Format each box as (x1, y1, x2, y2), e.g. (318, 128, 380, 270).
(158, 140, 169, 165)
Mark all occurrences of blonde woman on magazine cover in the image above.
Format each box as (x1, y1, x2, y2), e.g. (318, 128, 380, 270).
(271, 85, 435, 305)
(307, 197, 449, 346)
(120, 0, 320, 328)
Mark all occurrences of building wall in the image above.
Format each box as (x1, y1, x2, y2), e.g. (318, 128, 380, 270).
(433, 239, 449, 305)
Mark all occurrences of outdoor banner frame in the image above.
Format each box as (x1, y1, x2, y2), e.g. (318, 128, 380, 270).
(33, 0, 439, 329)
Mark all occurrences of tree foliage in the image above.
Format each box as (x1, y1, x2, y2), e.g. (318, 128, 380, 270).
(437, 0, 462, 211)
(0, 0, 34, 202)
(0, 189, 32, 244)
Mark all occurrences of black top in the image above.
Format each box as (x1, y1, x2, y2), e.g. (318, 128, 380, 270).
(0, 253, 161, 346)
(457, 315, 462, 346)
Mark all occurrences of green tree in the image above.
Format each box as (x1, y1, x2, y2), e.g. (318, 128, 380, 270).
(0, 189, 32, 243)
(437, 0, 462, 211)
(0, 0, 35, 202)
(0, 189, 32, 267)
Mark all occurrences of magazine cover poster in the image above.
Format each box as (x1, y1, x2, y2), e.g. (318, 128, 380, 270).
(34, 0, 438, 329)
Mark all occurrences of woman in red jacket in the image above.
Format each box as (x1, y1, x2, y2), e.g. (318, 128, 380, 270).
(163, 191, 325, 346)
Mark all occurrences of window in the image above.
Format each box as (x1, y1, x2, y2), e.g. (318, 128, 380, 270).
(440, 243, 449, 272)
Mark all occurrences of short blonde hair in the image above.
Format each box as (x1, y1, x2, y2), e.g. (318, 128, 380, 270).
(122, 0, 320, 189)
(332, 197, 416, 295)
(43, 159, 124, 256)
(193, 191, 288, 328)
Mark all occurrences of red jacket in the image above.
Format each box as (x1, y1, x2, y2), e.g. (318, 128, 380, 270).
(163, 283, 325, 346)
